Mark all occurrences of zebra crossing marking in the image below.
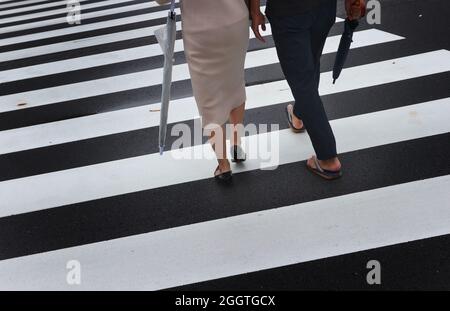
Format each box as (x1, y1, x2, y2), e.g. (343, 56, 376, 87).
(1, 49, 447, 155)
(0, 29, 403, 84)
(1, 175, 449, 290)
(0, 98, 448, 217)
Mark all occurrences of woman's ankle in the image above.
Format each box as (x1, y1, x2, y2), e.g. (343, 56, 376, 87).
(218, 158, 230, 170)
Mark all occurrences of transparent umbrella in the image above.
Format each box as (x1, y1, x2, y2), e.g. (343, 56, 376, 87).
(154, 0, 177, 155)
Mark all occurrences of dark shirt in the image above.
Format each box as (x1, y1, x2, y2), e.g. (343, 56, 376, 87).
(265, 0, 321, 17)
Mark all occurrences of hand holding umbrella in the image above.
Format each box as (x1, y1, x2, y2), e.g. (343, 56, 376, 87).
(346, 0, 366, 21)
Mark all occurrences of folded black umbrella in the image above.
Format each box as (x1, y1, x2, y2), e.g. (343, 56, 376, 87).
(332, 18, 359, 84)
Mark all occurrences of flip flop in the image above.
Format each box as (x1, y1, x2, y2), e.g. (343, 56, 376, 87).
(286, 104, 305, 133)
(306, 156, 343, 180)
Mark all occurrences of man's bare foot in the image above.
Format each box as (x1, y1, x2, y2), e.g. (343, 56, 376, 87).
(287, 104, 304, 131)
(307, 156, 341, 172)
(306, 155, 342, 180)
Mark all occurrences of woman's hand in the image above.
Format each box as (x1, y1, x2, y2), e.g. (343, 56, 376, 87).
(251, 10, 267, 43)
(345, 0, 366, 20)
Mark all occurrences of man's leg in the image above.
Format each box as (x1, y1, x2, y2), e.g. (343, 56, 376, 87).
(269, 12, 337, 161)
(306, 0, 342, 174)
(311, 0, 338, 87)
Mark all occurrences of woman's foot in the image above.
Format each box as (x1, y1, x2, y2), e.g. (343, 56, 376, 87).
(306, 155, 342, 180)
(214, 159, 232, 182)
(286, 104, 305, 133)
(230, 145, 246, 163)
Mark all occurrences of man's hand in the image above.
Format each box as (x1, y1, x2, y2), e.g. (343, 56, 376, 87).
(251, 10, 267, 43)
(345, 0, 366, 20)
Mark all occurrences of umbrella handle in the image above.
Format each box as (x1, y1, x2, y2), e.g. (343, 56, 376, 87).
(168, 0, 176, 19)
(170, 0, 176, 14)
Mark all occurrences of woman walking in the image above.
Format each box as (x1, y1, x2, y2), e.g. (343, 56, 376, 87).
(156, 0, 252, 182)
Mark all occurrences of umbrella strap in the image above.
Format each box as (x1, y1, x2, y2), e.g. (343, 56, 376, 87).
(170, 0, 176, 14)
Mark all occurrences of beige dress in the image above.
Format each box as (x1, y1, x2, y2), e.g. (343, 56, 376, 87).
(157, 0, 250, 127)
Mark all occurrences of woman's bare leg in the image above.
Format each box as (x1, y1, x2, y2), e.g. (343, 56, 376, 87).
(208, 125, 231, 174)
(229, 102, 245, 146)
(207, 102, 245, 175)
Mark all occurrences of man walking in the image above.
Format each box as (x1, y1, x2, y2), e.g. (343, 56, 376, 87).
(250, 0, 366, 180)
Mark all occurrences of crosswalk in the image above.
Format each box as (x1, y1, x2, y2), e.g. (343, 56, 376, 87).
(0, 0, 91, 13)
(0, 29, 406, 110)
(5, 27, 405, 83)
(0, 0, 449, 290)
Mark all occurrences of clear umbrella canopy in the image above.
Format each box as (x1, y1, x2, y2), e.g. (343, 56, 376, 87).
(155, 0, 177, 155)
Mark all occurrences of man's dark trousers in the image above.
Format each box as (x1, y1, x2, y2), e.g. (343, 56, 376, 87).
(267, 0, 338, 160)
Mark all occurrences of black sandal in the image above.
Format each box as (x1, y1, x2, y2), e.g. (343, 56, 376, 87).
(214, 166, 232, 182)
(230, 145, 246, 163)
(306, 156, 342, 180)
(286, 104, 305, 133)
